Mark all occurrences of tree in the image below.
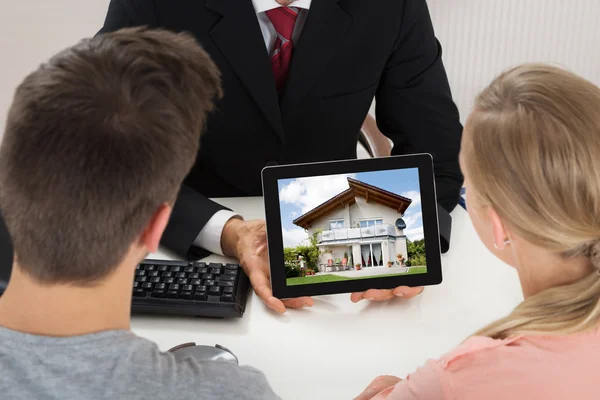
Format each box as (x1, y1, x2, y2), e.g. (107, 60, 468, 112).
(283, 228, 323, 274)
(406, 238, 426, 267)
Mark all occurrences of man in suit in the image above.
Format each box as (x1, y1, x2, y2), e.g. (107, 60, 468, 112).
(98, 0, 463, 313)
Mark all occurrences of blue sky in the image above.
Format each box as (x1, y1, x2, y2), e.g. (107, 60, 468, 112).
(277, 168, 424, 247)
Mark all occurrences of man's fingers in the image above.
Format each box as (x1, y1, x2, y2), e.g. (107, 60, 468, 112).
(352, 289, 395, 302)
(248, 268, 286, 314)
(350, 292, 364, 303)
(393, 286, 424, 299)
(282, 296, 314, 309)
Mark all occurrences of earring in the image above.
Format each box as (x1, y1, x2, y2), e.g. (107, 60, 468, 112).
(493, 239, 511, 249)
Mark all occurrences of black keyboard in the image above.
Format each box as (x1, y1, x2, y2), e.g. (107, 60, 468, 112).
(132, 259, 250, 318)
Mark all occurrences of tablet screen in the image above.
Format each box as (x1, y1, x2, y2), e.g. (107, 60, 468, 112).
(277, 168, 427, 287)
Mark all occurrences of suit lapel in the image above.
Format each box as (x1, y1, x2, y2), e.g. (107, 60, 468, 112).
(280, 0, 352, 119)
(206, 0, 284, 142)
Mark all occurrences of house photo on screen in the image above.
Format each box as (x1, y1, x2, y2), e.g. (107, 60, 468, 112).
(278, 169, 427, 286)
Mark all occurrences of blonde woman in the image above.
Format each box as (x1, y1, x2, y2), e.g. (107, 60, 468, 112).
(355, 63, 600, 400)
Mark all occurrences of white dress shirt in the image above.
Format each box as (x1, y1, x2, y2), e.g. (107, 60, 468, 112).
(194, 0, 312, 255)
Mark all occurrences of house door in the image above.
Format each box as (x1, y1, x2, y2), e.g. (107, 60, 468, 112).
(372, 243, 383, 267)
(360, 245, 372, 267)
(361, 243, 383, 267)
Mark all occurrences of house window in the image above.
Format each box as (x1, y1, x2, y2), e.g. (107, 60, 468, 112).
(360, 219, 383, 228)
(329, 219, 344, 230)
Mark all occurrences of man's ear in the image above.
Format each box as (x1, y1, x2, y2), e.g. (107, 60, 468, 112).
(488, 208, 509, 249)
(141, 204, 172, 253)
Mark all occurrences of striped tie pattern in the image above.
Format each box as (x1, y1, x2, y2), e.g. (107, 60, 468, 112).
(266, 7, 299, 93)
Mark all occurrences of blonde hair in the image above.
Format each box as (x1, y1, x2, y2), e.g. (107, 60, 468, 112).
(462, 63, 600, 339)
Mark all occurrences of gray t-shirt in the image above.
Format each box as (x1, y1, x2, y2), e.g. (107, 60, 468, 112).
(0, 327, 281, 400)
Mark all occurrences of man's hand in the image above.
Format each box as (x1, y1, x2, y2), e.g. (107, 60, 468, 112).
(350, 286, 424, 303)
(221, 218, 313, 313)
(354, 375, 402, 400)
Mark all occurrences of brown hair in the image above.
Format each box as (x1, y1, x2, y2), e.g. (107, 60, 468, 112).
(462, 63, 600, 339)
(0, 27, 222, 284)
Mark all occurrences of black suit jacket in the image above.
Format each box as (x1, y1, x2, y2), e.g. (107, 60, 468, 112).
(99, 0, 463, 259)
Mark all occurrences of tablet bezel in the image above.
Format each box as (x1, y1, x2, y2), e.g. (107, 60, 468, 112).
(262, 154, 442, 299)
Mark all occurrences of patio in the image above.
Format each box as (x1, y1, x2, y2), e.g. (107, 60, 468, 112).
(316, 265, 411, 278)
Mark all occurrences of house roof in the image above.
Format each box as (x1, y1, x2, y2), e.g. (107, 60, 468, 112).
(292, 178, 412, 229)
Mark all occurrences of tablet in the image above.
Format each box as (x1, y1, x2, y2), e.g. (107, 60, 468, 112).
(262, 154, 442, 299)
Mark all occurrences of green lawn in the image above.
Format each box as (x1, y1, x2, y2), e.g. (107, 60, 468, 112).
(286, 266, 428, 286)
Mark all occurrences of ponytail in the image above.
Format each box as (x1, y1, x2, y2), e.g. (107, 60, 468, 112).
(474, 242, 600, 339)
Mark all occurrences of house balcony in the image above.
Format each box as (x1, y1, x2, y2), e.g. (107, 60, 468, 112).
(317, 224, 397, 244)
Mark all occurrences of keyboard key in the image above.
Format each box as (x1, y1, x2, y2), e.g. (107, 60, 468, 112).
(133, 288, 146, 297)
(135, 270, 146, 276)
(225, 264, 239, 270)
(182, 285, 193, 292)
(184, 266, 195, 273)
(133, 281, 139, 288)
(190, 279, 202, 286)
(223, 269, 237, 276)
(157, 265, 169, 272)
(189, 273, 200, 279)
(209, 263, 222, 269)
(144, 264, 155, 271)
(224, 287, 234, 294)
(196, 285, 207, 293)
(151, 290, 165, 298)
(175, 272, 186, 279)
(202, 274, 213, 280)
(135, 276, 147, 283)
(136, 264, 141, 270)
(221, 293, 234, 302)
(204, 280, 215, 287)
(164, 277, 174, 284)
(147, 271, 159, 277)
(219, 281, 234, 287)
(177, 278, 188, 285)
(165, 290, 179, 299)
(142, 282, 153, 290)
(162, 271, 173, 278)
(170, 266, 181, 272)
(168, 284, 180, 291)
(210, 268, 222, 275)
(198, 267, 208, 274)
(155, 283, 166, 291)
(180, 291, 193, 300)
(220, 275, 236, 282)
(209, 286, 221, 295)
(193, 292, 207, 301)
(150, 277, 161, 283)
(193, 262, 207, 268)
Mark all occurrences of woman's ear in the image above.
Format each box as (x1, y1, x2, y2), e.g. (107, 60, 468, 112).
(488, 208, 509, 249)
(141, 204, 172, 253)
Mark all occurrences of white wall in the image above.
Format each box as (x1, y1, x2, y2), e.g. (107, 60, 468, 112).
(349, 198, 403, 236)
(1, 1, 599, 140)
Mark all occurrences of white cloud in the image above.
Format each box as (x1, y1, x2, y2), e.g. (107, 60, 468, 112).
(279, 173, 356, 214)
(290, 211, 298, 219)
(404, 227, 424, 241)
(401, 190, 421, 207)
(403, 212, 422, 229)
(282, 227, 309, 248)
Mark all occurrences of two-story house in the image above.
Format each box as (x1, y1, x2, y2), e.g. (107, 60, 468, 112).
(293, 178, 412, 271)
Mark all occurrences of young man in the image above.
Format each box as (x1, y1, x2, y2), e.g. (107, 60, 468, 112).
(0, 28, 280, 400)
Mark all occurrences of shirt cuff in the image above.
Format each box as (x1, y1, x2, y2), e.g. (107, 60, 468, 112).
(193, 210, 243, 256)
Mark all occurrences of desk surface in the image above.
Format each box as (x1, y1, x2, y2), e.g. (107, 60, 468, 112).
(135, 197, 523, 400)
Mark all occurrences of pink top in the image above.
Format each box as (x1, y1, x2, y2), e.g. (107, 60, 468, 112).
(372, 327, 600, 400)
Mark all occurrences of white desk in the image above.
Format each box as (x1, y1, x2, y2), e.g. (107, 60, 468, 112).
(133, 197, 523, 400)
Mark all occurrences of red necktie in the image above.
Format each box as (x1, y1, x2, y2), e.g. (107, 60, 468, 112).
(266, 7, 299, 93)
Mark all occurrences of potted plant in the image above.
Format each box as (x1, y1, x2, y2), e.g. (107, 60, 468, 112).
(355, 263, 362, 271)
(396, 253, 405, 266)
(387, 261, 393, 268)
